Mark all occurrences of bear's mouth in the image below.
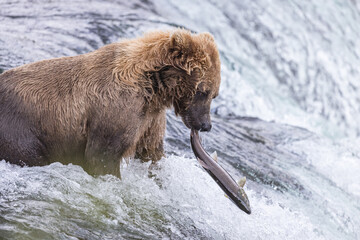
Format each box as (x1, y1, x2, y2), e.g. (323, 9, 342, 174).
(181, 114, 211, 132)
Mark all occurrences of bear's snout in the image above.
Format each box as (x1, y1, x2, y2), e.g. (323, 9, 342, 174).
(182, 112, 212, 132)
(200, 121, 212, 132)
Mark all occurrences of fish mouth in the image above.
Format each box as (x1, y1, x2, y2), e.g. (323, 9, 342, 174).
(234, 188, 251, 214)
(190, 129, 251, 214)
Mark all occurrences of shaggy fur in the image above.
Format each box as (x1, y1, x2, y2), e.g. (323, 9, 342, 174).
(0, 29, 221, 176)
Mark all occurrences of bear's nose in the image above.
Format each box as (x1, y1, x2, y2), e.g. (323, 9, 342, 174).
(200, 122, 212, 132)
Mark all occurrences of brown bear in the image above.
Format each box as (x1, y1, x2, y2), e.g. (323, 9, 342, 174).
(0, 29, 221, 176)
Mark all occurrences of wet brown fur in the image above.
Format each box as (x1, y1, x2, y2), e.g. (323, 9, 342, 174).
(0, 29, 221, 176)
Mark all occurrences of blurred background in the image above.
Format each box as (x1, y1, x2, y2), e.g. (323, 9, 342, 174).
(0, 0, 359, 239)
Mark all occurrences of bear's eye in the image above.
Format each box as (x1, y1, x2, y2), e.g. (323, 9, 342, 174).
(194, 91, 208, 101)
(196, 90, 209, 98)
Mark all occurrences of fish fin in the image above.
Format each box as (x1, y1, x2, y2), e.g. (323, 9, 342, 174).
(238, 177, 246, 188)
(210, 151, 218, 162)
(197, 158, 209, 169)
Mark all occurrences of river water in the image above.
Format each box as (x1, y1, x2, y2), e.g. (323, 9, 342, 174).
(0, 0, 359, 239)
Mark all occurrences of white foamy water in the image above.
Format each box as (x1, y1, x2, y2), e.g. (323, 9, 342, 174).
(0, 158, 324, 240)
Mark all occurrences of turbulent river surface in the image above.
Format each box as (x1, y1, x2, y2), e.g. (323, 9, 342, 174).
(1, 0, 360, 239)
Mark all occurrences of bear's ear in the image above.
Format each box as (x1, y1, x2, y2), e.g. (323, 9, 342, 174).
(169, 31, 196, 74)
(169, 30, 194, 58)
(168, 30, 211, 76)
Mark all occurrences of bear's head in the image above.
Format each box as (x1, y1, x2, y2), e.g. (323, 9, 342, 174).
(167, 30, 221, 132)
(114, 29, 221, 132)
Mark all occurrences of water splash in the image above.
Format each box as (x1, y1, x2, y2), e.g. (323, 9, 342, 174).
(0, 158, 326, 240)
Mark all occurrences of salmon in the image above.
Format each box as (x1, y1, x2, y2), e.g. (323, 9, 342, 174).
(190, 129, 251, 214)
